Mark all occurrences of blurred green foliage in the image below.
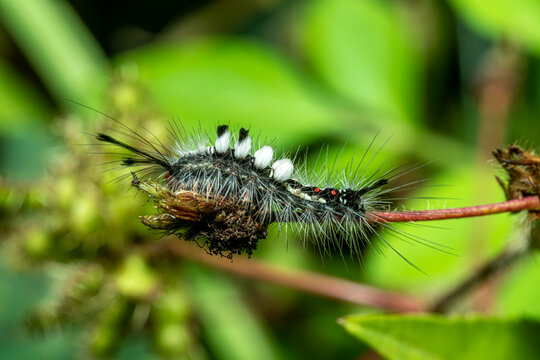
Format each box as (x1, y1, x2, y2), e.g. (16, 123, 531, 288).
(1, 0, 540, 359)
(342, 314, 540, 360)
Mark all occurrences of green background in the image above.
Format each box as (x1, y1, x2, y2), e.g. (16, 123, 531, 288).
(1, 0, 540, 359)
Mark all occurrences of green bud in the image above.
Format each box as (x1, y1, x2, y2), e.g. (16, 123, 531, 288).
(155, 323, 190, 357)
(24, 229, 50, 258)
(70, 192, 101, 235)
(90, 326, 117, 357)
(115, 254, 158, 299)
(154, 288, 191, 324)
(56, 176, 77, 210)
(89, 296, 131, 357)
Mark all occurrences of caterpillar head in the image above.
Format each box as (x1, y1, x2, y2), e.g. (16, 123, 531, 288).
(302, 178, 388, 211)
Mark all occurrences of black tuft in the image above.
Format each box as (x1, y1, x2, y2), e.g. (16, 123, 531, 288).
(122, 158, 137, 166)
(238, 128, 249, 141)
(356, 178, 389, 196)
(217, 125, 229, 137)
(96, 132, 172, 170)
(96, 133, 117, 144)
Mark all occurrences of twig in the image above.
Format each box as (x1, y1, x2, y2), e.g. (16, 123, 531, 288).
(370, 196, 539, 223)
(154, 240, 426, 313)
(429, 242, 528, 313)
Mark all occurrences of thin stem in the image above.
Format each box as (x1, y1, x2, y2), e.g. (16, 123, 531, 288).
(429, 242, 528, 313)
(155, 240, 426, 313)
(370, 196, 539, 223)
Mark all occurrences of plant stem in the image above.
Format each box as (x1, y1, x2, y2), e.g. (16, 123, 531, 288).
(156, 240, 426, 313)
(370, 196, 539, 223)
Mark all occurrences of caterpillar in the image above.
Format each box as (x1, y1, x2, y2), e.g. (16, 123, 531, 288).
(97, 122, 435, 265)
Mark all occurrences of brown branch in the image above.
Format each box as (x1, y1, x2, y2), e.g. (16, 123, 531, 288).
(370, 196, 539, 223)
(155, 240, 426, 313)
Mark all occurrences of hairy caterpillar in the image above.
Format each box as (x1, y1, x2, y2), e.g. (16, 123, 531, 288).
(97, 121, 436, 265)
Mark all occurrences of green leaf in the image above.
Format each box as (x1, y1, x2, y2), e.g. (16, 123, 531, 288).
(0, 58, 53, 179)
(0, 59, 50, 129)
(0, 255, 78, 359)
(450, 0, 540, 55)
(183, 263, 280, 360)
(116, 38, 345, 146)
(0, 0, 108, 106)
(301, 0, 422, 124)
(341, 314, 540, 360)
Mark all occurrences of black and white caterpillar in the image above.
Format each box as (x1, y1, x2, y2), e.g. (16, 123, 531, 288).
(97, 123, 427, 261)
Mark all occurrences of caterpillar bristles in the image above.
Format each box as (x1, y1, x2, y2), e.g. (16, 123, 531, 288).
(96, 122, 431, 262)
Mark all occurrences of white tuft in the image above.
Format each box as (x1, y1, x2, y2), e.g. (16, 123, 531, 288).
(234, 136, 252, 159)
(215, 130, 230, 154)
(271, 159, 294, 181)
(197, 144, 208, 154)
(253, 146, 273, 169)
(202, 146, 215, 154)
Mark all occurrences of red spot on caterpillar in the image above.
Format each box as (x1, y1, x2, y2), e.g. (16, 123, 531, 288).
(165, 172, 171, 179)
(314, 187, 320, 193)
(331, 190, 337, 196)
